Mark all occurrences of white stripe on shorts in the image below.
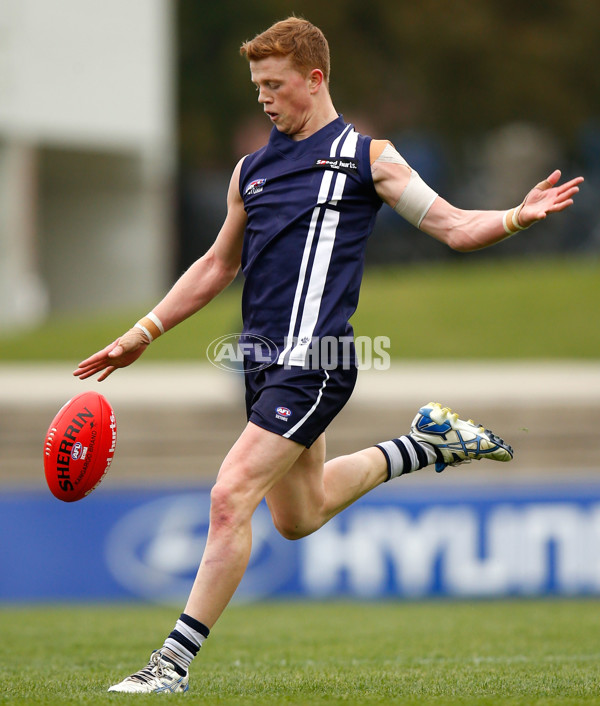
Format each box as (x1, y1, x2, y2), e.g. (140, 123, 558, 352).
(283, 370, 330, 439)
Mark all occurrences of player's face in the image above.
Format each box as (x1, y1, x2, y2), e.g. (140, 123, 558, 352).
(249, 55, 315, 138)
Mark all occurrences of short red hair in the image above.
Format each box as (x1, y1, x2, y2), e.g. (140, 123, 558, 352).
(240, 17, 330, 85)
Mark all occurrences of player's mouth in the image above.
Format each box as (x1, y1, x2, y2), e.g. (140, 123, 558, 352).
(265, 111, 279, 122)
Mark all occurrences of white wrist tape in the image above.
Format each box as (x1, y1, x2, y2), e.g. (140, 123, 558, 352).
(134, 312, 165, 343)
(134, 322, 154, 342)
(376, 143, 438, 228)
(146, 311, 165, 335)
(502, 204, 527, 235)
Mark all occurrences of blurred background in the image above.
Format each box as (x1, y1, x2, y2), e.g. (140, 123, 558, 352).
(0, 0, 599, 604)
(1, 0, 599, 327)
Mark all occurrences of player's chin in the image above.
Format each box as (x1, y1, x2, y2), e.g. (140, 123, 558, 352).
(271, 117, 292, 133)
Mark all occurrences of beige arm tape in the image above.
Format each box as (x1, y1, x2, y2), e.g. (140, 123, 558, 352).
(376, 143, 438, 227)
(134, 312, 165, 343)
(502, 205, 527, 235)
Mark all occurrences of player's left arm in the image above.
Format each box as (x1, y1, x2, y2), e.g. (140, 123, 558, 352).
(422, 170, 584, 251)
(370, 139, 584, 252)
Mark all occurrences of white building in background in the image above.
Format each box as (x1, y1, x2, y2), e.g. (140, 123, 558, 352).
(0, 0, 174, 330)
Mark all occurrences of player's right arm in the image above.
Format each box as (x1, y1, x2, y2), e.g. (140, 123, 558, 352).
(74, 158, 248, 381)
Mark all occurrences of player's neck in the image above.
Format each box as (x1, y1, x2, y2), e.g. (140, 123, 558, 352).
(291, 98, 338, 142)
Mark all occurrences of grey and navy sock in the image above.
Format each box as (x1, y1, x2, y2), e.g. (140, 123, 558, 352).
(161, 613, 210, 676)
(375, 435, 442, 481)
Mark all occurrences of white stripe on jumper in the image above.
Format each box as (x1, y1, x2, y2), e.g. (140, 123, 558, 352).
(276, 207, 322, 365)
(330, 129, 358, 205)
(277, 124, 353, 365)
(281, 127, 358, 365)
(283, 370, 330, 439)
(340, 128, 358, 158)
(286, 208, 339, 364)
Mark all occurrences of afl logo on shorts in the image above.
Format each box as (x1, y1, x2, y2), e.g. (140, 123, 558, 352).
(275, 406, 292, 422)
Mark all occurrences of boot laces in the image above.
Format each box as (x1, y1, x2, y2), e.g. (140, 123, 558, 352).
(129, 651, 167, 685)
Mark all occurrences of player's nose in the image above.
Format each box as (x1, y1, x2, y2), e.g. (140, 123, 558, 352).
(257, 88, 271, 104)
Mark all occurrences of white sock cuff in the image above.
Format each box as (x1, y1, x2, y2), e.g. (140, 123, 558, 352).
(175, 618, 208, 649)
(376, 435, 435, 480)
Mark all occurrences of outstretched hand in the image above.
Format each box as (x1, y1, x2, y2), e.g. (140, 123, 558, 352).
(73, 327, 150, 382)
(518, 170, 584, 228)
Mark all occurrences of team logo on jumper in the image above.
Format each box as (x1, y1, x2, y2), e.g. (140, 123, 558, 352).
(244, 178, 266, 195)
(275, 406, 292, 422)
(314, 158, 358, 174)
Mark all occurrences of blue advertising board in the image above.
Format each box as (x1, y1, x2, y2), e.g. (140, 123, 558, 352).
(1, 482, 599, 602)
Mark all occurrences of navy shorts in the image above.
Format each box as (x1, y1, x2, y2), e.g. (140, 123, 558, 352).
(244, 361, 358, 447)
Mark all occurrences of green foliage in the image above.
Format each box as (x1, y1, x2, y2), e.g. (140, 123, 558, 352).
(0, 257, 597, 362)
(1, 600, 599, 704)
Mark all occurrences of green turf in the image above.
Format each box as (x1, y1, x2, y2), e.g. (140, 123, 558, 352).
(1, 600, 599, 704)
(351, 256, 600, 359)
(0, 257, 599, 361)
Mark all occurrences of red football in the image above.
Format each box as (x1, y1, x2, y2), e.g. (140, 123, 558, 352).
(43, 391, 117, 502)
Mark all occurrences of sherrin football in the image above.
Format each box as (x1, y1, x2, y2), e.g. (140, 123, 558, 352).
(43, 391, 117, 502)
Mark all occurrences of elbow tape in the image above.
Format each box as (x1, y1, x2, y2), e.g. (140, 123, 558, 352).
(393, 170, 438, 227)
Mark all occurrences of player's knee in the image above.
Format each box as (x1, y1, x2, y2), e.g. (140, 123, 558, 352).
(275, 523, 306, 541)
(272, 516, 313, 541)
(209, 482, 249, 531)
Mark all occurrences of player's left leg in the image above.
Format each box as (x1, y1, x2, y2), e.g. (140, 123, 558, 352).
(266, 432, 389, 539)
(266, 402, 514, 541)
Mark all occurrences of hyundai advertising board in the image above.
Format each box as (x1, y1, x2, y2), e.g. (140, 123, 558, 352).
(1, 483, 599, 601)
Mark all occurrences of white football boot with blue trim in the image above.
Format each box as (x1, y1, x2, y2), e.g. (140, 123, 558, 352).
(107, 650, 189, 694)
(411, 402, 513, 472)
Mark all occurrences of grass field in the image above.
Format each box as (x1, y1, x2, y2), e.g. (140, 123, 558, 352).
(2, 600, 599, 705)
(0, 257, 598, 362)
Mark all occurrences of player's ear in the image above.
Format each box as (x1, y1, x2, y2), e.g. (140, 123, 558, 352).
(308, 68, 325, 93)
